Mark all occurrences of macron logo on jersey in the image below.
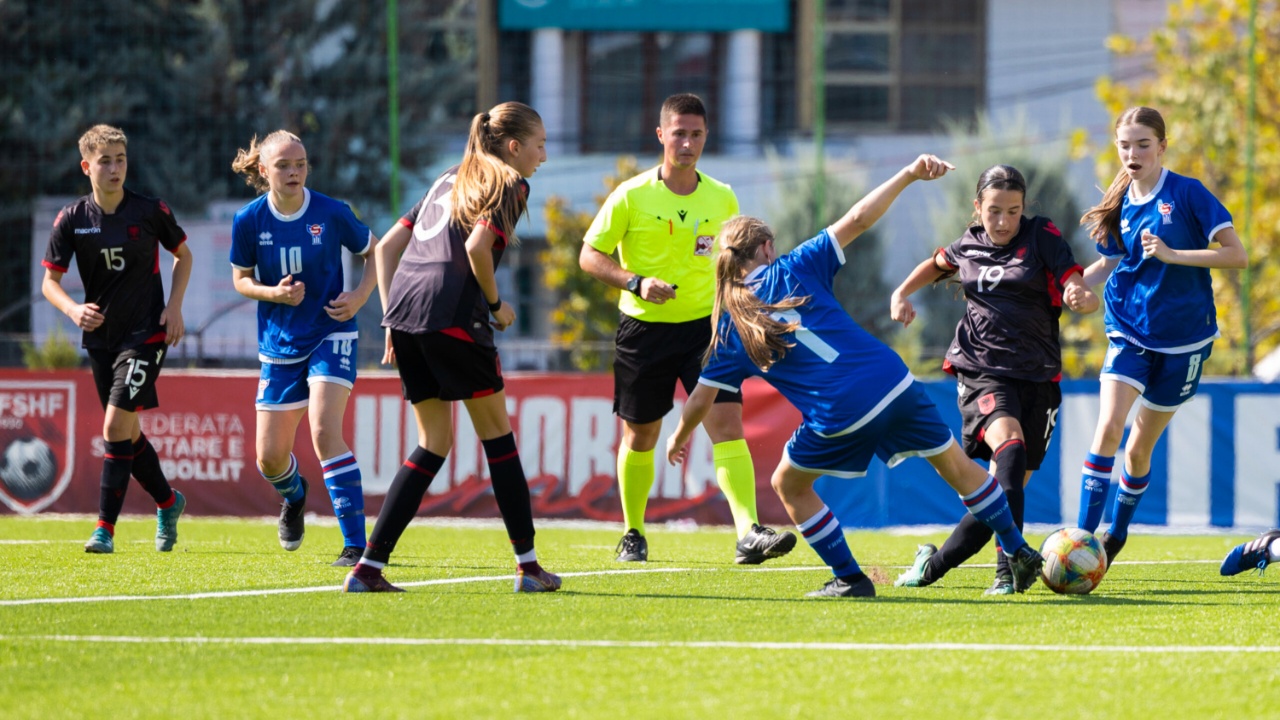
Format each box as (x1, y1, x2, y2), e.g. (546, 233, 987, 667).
(258, 232, 273, 246)
(73, 227, 101, 235)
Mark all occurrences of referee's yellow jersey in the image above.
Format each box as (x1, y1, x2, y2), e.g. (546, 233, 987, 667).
(583, 167, 740, 323)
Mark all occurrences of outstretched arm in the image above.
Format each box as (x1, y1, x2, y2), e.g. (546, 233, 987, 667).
(829, 154, 954, 248)
(666, 383, 719, 465)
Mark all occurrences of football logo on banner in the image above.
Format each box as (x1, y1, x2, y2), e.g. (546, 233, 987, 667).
(0, 381, 76, 514)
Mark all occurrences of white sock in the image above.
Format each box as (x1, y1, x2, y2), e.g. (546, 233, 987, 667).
(516, 548, 537, 564)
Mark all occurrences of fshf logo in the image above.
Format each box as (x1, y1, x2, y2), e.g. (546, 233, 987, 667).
(309, 223, 325, 245)
(0, 381, 76, 514)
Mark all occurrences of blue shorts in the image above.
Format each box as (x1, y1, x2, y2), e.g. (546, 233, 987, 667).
(256, 333, 358, 411)
(1100, 337, 1212, 411)
(783, 381, 955, 478)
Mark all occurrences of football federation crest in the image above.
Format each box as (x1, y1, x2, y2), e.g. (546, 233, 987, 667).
(694, 235, 714, 257)
(1158, 200, 1175, 225)
(0, 381, 77, 514)
(127, 225, 141, 240)
(309, 223, 325, 245)
(977, 393, 997, 415)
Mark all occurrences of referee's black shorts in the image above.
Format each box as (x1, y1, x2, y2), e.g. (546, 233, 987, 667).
(391, 329, 504, 403)
(613, 314, 741, 424)
(954, 370, 1061, 471)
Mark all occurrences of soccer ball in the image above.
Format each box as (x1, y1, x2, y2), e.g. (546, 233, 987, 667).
(0, 437, 58, 501)
(1039, 527, 1108, 594)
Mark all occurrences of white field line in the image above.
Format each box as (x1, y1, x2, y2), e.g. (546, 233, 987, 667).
(0, 559, 1225, 607)
(4, 634, 1280, 654)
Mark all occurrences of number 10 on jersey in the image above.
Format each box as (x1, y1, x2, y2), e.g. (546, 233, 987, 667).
(280, 246, 302, 276)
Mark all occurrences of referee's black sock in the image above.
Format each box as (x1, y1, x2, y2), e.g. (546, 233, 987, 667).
(98, 439, 134, 527)
(482, 433, 536, 556)
(363, 446, 445, 565)
(130, 433, 175, 506)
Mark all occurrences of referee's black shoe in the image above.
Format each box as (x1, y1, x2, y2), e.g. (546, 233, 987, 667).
(735, 524, 798, 565)
(278, 476, 308, 551)
(615, 529, 647, 562)
(1009, 543, 1044, 593)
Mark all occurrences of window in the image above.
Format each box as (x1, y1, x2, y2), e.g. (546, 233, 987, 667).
(580, 32, 721, 153)
(822, 0, 985, 131)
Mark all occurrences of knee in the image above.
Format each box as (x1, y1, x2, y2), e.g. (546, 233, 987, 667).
(310, 423, 344, 456)
(771, 471, 797, 501)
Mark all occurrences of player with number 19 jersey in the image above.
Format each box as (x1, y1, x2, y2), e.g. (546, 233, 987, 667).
(1098, 168, 1233, 353)
(700, 229, 913, 438)
(230, 188, 372, 362)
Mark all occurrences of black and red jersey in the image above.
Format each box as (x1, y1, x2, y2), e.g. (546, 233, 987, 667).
(43, 189, 187, 351)
(381, 165, 528, 347)
(937, 216, 1083, 382)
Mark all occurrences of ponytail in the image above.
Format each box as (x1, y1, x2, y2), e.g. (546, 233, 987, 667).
(708, 216, 808, 371)
(1080, 106, 1167, 249)
(451, 102, 543, 245)
(232, 130, 304, 195)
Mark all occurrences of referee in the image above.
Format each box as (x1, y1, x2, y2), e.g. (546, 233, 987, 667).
(579, 93, 795, 564)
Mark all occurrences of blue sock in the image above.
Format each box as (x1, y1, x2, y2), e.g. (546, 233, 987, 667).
(1107, 468, 1149, 541)
(322, 452, 367, 548)
(960, 476, 1026, 555)
(1077, 453, 1114, 532)
(797, 505, 861, 578)
(263, 454, 305, 504)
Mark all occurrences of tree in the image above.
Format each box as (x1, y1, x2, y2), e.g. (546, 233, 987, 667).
(767, 156, 895, 343)
(1099, 0, 1280, 375)
(910, 112, 1103, 378)
(540, 156, 638, 371)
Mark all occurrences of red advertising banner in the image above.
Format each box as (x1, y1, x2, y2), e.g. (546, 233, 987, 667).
(0, 370, 799, 526)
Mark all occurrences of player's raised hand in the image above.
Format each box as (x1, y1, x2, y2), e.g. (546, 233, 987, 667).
(325, 291, 364, 321)
(160, 305, 185, 345)
(275, 275, 305, 306)
(907, 154, 955, 181)
(69, 302, 104, 331)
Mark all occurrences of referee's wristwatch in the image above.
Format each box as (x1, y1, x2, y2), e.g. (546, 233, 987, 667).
(625, 274, 644, 296)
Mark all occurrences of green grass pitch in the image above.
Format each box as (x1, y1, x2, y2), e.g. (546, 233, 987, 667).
(1, 515, 1276, 719)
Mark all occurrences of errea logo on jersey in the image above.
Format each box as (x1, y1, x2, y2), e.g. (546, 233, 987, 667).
(258, 232, 273, 246)
(73, 227, 101, 235)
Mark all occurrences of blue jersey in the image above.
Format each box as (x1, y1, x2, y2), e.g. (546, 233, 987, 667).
(230, 189, 372, 361)
(699, 230, 913, 437)
(1097, 169, 1232, 352)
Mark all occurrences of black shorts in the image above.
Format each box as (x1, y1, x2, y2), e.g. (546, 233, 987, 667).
(88, 342, 167, 412)
(954, 371, 1061, 471)
(613, 314, 741, 424)
(391, 329, 503, 403)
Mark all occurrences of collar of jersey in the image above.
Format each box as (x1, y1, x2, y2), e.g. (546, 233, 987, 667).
(1126, 167, 1169, 206)
(744, 264, 767, 286)
(268, 187, 312, 222)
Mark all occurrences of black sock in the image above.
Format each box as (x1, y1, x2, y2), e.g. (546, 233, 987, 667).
(364, 447, 445, 564)
(483, 433, 536, 556)
(924, 439, 1028, 584)
(131, 434, 174, 506)
(992, 440, 1027, 576)
(98, 439, 134, 525)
